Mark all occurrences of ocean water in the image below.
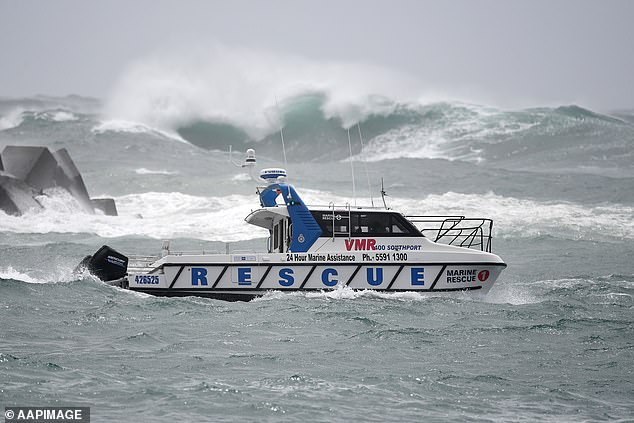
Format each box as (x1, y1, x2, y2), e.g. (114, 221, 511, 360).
(1, 91, 633, 422)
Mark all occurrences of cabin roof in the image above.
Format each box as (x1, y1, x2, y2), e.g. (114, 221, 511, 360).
(245, 207, 289, 229)
(245, 204, 406, 230)
(306, 205, 400, 213)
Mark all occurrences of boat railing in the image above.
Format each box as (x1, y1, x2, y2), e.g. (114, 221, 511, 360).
(127, 254, 160, 273)
(308, 203, 385, 210)
(406, 215, 494, 253)
(165, 250, 226, 256)
(127, 248, 226, 271)
(230, 249, 259, 255)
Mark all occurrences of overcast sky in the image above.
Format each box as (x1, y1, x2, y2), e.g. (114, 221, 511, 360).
(1, 0, 633, 110)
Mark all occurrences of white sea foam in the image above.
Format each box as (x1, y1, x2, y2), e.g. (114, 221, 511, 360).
(0, 187, 631, 243)
(34, 187, 85, 213)
(357, 106, 539, 163)
(486, 275, 634, 306)
(0, 190, 267, 242)
(0, 108, 81, 131)
(0, 108, 25, 130)
(484, 283, 542, 305)
(0, 265, 79, 284)
(301, 189, 634, 241)
(135, 168, 180, 175)
(357, 124, 451, 161)
(17, 109, 81, 123)
(92, 119, 187, 143)
(0, 266, 42, 283)
(254, 285, 434, 302)
(389, 192, 634, 241)
(37, 110, 78, 122)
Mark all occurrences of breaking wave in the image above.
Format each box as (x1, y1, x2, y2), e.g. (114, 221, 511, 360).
(1, 65, 631, 175)
(91, 119, 186, 142)
(0, 95, 99, 131)
(0, 108, 79, 130)
(0, 108, 26, 131)
(97, 46, 633, 171)
(104, 44, 420, 139)
(36, 110, 78, 122)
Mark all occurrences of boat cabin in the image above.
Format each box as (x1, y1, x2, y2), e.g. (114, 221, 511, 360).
(310, 208, 422, 238)
(246, 206, 423, 254)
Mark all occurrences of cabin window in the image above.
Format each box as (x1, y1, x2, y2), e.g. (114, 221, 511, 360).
(391, 217, 408, 233)
(354, 213, 390, 235)
(311, 211, 422, 237)
(313, 212, 349, 234)
(278, 221, 284, 253)
(389, 214, 421, 236)
(273, 222, 280, 251)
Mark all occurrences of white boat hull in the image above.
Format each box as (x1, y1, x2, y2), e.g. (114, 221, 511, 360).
(124, 256, 506, 301)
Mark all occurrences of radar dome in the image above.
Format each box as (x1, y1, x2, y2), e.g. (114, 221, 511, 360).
(259, 168, 287, 184)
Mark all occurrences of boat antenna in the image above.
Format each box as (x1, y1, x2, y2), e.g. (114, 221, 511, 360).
(357, 123, 374, 207)
(347, 127, 356, 206)
(380, 177, 389, 209)
(275, 97, 289, 171)
(275, 96, 291, 199)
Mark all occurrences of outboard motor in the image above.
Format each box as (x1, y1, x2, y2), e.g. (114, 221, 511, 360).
(77, 245, 128, 282)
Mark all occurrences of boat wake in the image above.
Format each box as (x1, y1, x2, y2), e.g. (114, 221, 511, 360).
(0, 265, 82, 285)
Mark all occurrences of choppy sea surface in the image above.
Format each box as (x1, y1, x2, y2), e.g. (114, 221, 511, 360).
(1, 92, 633, 422)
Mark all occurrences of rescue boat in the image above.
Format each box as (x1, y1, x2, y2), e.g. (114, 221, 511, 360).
(81, 150, 506, 301)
